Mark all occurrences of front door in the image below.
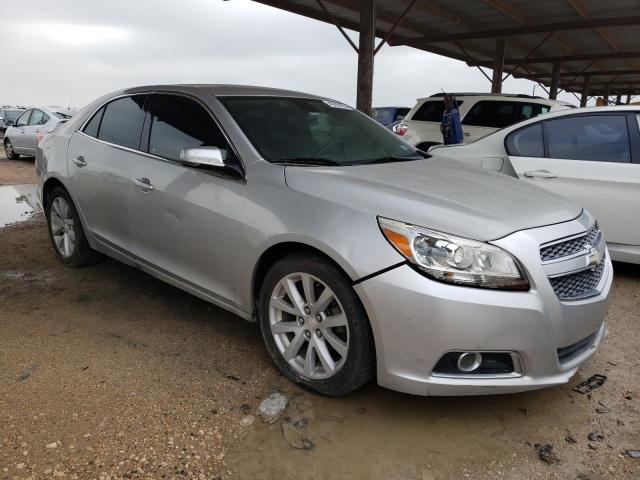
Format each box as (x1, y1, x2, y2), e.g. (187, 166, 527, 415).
(129, 93, 247, 308)
(11, 109, 32, 152)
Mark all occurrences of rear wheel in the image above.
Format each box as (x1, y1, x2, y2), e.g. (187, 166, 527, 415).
(45, 186, 102, 267)
(258, 254, 375, 396)
(4, 138, 19, 159)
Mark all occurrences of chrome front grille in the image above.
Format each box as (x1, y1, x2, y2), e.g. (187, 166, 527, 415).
(549, 257, 606, 300)
(540, 223, 607, 301)
(540, 224, 599, 261)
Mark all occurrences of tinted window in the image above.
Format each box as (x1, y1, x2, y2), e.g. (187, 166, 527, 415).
(148, 95, 228, 161)
(15, 110, 31, 127)
(506, 124, 544, 157)
(373, 108, 395, 123)
(4, 110, 22, 121)
(547, 115, 631, 163)
(412, 101, 462, 122)
(520, 103, 549, 121)
(98, 95, 147, 149)
(462, 101, 519, 128)
(28, 110, 48, 126)
(83, 106, 105, 138)
(395, 108, 410, 121)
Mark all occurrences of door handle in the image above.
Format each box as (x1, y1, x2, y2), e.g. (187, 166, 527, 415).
(134, 177, 154, 191)
(72, 156, 87, 167)
(524, 169, 557, 179)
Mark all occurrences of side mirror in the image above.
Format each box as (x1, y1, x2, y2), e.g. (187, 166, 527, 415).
(5, 120, 14, 127)
(179, 146, 227, 169)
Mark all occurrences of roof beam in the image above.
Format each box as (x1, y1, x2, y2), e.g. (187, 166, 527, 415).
(524, 69, 640, 78)
(468, 51, 640, 66)
(398, 16, 640, 46)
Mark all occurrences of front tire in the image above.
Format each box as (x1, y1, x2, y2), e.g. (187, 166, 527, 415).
(4, 138, 19, 159)
(258, 254, 376, 396)
(45, 186, 102, 267)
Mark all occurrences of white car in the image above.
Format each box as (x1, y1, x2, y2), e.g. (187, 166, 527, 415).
(4, 107, 73, 159)
(429, 106, 640, 264)
(396, 93, 574, 150)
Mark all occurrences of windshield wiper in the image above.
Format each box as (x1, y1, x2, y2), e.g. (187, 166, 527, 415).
(358, 154, 429, 165)
(272, 157, 343, 166)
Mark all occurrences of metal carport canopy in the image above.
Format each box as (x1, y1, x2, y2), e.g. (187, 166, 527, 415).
(252, 0, 640, 112)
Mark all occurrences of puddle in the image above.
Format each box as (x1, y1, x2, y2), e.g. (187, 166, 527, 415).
(0, 184, 42, 227)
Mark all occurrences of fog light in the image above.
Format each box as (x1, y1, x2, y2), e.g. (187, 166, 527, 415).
(457, 352, 482, 372)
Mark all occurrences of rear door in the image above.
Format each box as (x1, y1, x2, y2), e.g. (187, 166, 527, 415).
(129, 93, 247, 307)
(11, 109, 32, 151)
(507, 113, 640, 246)
(22, 109, 49, 155)
(67, 94, 150, 250)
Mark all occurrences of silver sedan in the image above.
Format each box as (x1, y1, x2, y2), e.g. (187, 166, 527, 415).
(4, 107, 72, 158)
(36, 85, 611, 396)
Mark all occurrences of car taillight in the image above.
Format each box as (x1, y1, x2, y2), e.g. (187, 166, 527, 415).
(393, 124, 408, 136)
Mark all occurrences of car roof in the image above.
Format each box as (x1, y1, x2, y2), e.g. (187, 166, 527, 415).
(417, 93, 573, 107)
(119, 84, 332, 101)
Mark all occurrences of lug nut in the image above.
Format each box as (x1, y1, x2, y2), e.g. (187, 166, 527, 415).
(303, 306, 311, 315)
(297, 317, 304, 326)
(304, 330, 311, 339)
(315, 314, 323, 323)
(315, 329, 322, 338)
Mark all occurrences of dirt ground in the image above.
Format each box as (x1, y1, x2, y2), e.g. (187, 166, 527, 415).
(1, 156, 639, 479)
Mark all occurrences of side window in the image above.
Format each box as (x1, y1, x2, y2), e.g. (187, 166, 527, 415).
(463, 101, 518, 128)
(411, 101, 462, 122)
(519, 104, 549, 122)
(506, 124, 544, 157)
(29, 110, 46, 126)
(395, 108, 410, 121)
(98, 95, 147, 149)
(148, 94, 228, 161)
(546, 115, 631, 163)
(15, 110, 31, 127)
(83, 106, 105, 138)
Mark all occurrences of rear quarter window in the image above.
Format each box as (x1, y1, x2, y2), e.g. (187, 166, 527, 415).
(411, 100, 462, 122)
(506, 124, 544, 157)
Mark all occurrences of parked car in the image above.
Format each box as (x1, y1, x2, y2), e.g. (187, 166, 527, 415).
(37, 85, 611, 396)
(0, 108, 25, 132)
(4, 107, 73, 158)
(429, 106, 640, 265)
(395, 93, 574, 150)
(372, 106, 410, 130)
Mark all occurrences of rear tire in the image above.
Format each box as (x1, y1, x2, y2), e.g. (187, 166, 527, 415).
(45, 186, 102, 267)
(4, 138, 19, 159)
(258, 253, 376, 396)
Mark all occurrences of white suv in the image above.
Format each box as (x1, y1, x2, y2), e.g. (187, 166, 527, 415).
(396, 93, 574, 150)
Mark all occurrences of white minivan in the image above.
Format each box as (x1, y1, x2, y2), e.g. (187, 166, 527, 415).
(396, 93, 574, 150)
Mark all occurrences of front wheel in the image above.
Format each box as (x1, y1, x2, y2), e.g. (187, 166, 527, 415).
(45, 186, 102, 267)
(258, 254, 376, 396)
(4, 138, 19, 159)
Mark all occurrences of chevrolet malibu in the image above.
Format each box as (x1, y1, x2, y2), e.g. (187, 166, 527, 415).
(36, 85, 612, 396)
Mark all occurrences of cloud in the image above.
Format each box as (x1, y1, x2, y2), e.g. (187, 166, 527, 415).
(1, 0, 584, 109)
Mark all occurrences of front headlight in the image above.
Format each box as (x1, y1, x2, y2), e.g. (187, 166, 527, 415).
(378, 217, 529, 290)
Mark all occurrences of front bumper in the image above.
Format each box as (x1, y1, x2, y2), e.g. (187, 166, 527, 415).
(355, 212, 613, 396)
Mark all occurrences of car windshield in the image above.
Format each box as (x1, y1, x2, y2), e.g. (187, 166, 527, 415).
(219, 96, 423, 166)
(4, 110, 23, 121)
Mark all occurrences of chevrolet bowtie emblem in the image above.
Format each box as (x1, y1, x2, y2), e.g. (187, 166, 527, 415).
(587, 245, 604, 269)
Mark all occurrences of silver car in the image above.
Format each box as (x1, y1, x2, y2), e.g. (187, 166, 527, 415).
(4, 107, 72, 159)
(36, 85, 612, 396)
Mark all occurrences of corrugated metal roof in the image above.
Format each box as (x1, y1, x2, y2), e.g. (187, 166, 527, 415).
(254, 0, 640, 96)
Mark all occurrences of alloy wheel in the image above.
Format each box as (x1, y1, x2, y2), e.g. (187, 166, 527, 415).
(5, 140, 13, 158)
(50, 197, 76, 258)
(269, 272, 349, 380)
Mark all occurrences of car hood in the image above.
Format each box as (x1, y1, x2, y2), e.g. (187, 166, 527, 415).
(284, 157, 582, 241)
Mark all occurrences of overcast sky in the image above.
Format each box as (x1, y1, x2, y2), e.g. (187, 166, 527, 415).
(3, 0, 583, 110)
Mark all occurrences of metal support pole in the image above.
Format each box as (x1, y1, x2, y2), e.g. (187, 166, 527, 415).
(580, 74, 591, 106)
(627, 95, 632, 104)
(491, 36, 506, 93)
(601, 83, 610, 104)
(549, 62, 560, 99)
(356, 0, 375, 115)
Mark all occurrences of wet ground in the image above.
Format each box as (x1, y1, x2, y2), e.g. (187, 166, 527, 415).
(1, 155, 639, 479)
